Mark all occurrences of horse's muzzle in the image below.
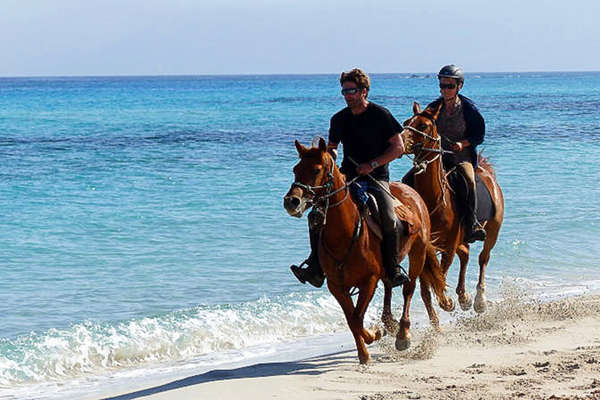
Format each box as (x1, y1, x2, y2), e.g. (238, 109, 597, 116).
(283, 195, 305, 217)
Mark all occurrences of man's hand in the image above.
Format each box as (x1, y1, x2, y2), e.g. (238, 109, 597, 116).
(356, 162, 375, 176)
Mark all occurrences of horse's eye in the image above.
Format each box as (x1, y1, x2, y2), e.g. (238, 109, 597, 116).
(313, 166, 322, 175)
(419, 124, 427, 131)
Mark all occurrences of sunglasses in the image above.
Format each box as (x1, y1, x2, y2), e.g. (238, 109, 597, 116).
(439, 83, 457, 90)
(341, 88, 361, 95)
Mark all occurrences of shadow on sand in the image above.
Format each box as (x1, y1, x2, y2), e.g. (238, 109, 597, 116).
(102, 352, 353, 400)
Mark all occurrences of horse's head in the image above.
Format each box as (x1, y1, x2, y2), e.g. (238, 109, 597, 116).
(283, 137, 334, 218)
(401, 101, 442, 156)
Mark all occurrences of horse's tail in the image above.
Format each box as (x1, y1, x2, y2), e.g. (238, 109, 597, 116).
(421, 242, 454, 312)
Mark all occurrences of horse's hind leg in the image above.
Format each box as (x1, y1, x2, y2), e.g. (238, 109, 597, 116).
(396, 247, 425, 351)
(396, 278, 417, 351)
(419, 279, 440, 331)
(381, 282, 397, 335)
(474, 220, 501, 314)
(440, 252, 454, 276)
(456, 244, 473, 311)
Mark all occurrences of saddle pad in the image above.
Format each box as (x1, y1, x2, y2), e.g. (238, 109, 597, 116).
(402, 167, 494, 223)
(448, 170, 494, 223)
(389, 182, 421, 236)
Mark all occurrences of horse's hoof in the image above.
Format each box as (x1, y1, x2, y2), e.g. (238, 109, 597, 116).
(395, 334, 411, 351)
(382, 315, 398, 335)
(474, 293, 487, 314)
(440, 297, 455, 312)
(358, 354, 372, 364)
(459, 293, 473, 311)
(374, 326, 383, 341)
(384, 322, 398, 336)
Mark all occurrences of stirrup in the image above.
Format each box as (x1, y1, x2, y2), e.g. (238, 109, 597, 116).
(466, 228, 486, 243)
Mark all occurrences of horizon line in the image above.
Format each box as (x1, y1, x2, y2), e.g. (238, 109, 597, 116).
(1, 69, 599, 79)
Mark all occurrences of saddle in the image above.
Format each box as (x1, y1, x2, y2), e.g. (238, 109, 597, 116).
(402, 167, 494, 224)
(350, 182, 419, 240)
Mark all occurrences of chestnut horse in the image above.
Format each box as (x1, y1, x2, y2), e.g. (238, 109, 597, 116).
(401, 102, 504, 313)
(283, 138, 454, 364)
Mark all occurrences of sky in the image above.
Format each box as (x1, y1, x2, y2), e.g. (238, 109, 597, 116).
(1, 0, 599, 76)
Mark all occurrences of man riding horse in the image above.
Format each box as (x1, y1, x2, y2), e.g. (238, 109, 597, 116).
(290, 68, 409, 288)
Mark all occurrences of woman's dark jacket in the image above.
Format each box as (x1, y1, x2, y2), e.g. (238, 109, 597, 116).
(427, 94, 485, 167)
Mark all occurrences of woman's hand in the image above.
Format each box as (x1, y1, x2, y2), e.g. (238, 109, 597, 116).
(451, 140, 469, 152)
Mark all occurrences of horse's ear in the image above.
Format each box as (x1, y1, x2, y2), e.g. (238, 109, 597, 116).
(413, 101, 422, 115)
(431, 101, 443, 120)
(318, 137, 327, 152)
(295, 140, 307, 156)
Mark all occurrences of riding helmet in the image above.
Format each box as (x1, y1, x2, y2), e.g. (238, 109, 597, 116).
(437, 64, 465, 83)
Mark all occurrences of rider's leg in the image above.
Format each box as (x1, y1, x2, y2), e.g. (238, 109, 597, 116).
(371, 181, 409, 287)
(290, 225, 325, 288)
(459, 162, 486, 243)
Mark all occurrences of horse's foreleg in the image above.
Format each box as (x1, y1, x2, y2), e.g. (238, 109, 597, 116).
(456, 244, 473, 311)
(474, 221, 501, 314)
(328, 283, 371, 364)
(381, 282, 397, 335)
(354, 277, 381, 345)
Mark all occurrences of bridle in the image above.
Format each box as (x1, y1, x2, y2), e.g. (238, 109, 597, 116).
(290, 153, 363, 278)
(402, 117, 450, 174)
(403, 114, 452, 208)
(291, 155, 355, 213)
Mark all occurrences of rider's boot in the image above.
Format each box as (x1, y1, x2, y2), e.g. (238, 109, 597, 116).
(465, 181, 486, 243)
(290, 228, 325, 288)
(381, 230, 410, 288)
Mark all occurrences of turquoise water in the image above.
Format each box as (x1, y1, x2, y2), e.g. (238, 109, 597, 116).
(1, 72, 599, 399)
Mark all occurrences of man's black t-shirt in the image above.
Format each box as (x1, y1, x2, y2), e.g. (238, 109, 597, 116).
(328, 102, 401, 181)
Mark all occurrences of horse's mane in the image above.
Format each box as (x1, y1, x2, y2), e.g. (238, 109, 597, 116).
(420, 109, 436, 120)
(477, 153, 496, 178)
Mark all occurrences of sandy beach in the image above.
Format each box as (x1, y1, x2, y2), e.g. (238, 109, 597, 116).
(102, 289, 600, 400)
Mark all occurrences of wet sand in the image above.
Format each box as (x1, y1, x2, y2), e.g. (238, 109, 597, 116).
(103, 290, 600, 400)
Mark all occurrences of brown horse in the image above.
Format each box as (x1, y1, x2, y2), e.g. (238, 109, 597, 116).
(283, 138, 454, 363)
(401, 102, 504, 313)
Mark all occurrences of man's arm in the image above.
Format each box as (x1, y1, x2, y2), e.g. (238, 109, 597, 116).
(356, 133, 404, 176)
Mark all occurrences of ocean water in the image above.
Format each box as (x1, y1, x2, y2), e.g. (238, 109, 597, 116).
(1, 72, 599, 399)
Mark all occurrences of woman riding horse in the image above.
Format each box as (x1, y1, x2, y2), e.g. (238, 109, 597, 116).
(401, 85, 504, 313)
(429, 64, 487, 243)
